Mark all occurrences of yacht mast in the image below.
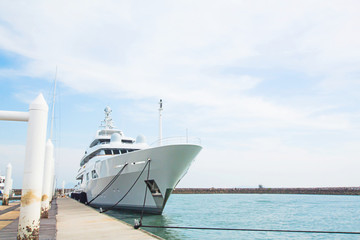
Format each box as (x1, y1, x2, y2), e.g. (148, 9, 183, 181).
(49, 66, 57, 140)
(159, 99, 163, 146)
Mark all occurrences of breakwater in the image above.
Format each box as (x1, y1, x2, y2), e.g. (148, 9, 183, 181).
(173, 187, 360, 195)
(13, 187, 360, 196)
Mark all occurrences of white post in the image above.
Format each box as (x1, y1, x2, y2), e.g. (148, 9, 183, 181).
(0, 111, 29, 122)
(51, 174, 56, 201)
(62, 180, 65, 196)
(52, 177, 57, 198)
(49, 158, 55, 203)
(10, 179, 13, 196)
(159, 99, 163, 146)
(2, 163, 12, 205)
(17, 94, 48, 240)
(41, 139, 54, 218)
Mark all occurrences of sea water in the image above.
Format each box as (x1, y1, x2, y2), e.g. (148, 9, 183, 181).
(106, 194, 360, 240)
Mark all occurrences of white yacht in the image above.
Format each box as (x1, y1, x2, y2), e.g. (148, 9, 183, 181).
(72, 106, 202, 214)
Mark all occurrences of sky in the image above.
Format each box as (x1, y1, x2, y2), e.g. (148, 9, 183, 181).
(1, 0, 360, 189)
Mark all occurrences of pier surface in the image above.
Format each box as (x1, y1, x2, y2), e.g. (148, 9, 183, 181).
(57, 198, 159, 240)
(0, 198, 160, 239)
(0, 199, 57, 239)
(0, 202, 20, 234)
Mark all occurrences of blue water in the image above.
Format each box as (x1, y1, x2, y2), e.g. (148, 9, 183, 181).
(0, 199, 18, 205)
(105, 194, 360, 240)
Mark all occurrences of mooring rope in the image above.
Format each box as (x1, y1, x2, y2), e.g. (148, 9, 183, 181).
(138, 225, 360, 235)
(87, 163, 129, 205)
(100, 159, 151, 213)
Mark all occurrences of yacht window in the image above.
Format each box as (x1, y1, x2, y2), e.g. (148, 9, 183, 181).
(128, 149, 139, 153)
(99, 150, 105, 155)
(120, 149, 127, 154)
(91, 170, 98, 179)
(100, 139, 110, 144)
(90, 139, 110, 148)
(76, 174, 83, 182)
(113, 149, 120, 154)
(86, 173, 89, 181)
(105, 149, 112, 155)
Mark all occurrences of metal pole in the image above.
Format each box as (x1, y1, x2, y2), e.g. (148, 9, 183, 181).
(17, 94, 48, 240)
(2, 163, 12, 205)
(41, 139, 54, 218)
(159, 99, 163, 146)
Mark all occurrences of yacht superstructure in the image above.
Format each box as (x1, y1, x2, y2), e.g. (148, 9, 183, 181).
(72, 106, 201, 214)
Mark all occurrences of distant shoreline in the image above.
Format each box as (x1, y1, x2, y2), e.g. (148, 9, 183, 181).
(11, 187, 360, 196)
(173, 187, 360, 195)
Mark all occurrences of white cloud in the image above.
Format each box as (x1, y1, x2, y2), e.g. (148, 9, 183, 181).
(0, 144, 25, 189)
(0, 143, 83, 189)
(54, 146, 84, 188)
(180, 137, 360, 188)
(1, 1, 360, 187)
(1, 1, 360, 96)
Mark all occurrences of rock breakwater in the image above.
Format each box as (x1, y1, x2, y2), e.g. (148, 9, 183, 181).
(173, 187, 360, 195)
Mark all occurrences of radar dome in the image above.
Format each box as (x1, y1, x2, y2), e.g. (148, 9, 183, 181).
(104, 106, 111, 113)
(111, 133, 122, 142)
(136, 135, 146, 143)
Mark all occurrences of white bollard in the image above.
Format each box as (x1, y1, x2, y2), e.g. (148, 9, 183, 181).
(2, 163, 12, 205)
(17, 94, 48, 240)
(41, 139, 54, 218)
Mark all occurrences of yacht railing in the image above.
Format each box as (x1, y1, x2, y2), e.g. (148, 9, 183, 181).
(150, 136, 201, 147)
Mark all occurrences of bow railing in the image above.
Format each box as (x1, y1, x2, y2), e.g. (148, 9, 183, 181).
(150, 136, 201, 147)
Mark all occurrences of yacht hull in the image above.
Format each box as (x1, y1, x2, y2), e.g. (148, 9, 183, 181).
(82, 144, 201, 214)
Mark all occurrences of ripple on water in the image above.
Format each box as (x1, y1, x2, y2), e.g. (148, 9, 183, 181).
(105, 194, 360, 240)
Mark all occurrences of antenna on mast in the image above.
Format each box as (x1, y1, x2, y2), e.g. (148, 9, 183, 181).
(101, 106, 115, 129)
(159, 99, 163, 146)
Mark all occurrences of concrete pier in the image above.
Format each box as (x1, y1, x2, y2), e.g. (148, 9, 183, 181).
(57, 198, 160, 239)
(0, 198, 161, 239)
